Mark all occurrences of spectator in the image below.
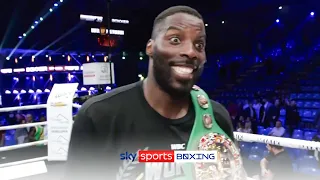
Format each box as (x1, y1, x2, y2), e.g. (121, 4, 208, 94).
(15, 119, 29, 144)
(227, 101, 239, 129)
(237, 121, 245, 132)
(244, 100, 258, 133)
(37, 116, 47, 142)
(244, 120, 253, 133)
(273, 99, 281, 122)
(260, 97, 277, 128)
(268, 120, 286, 137)
(26, 113, 34, 124)
(260, 144, 293, 180)
(15, 113, 25, 124)
(286, 100, 301, 136)
(243, 99, 249, 110)
(6, 113, 16, 125)
(243, 100, 257, 121)
(26, 113, 37, 142)
(253, 99, 262, 121)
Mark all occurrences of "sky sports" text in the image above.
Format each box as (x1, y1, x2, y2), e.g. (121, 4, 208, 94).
(119, 150, 217, 163)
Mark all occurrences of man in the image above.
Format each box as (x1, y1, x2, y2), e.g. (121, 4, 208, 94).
(268, 120, 285, 137)
(260, 144, 292, 180)
(65, 6, 246, 180)
(260, 98, 275, 128)
(244, 100, 257, 121)
(15, 119, 29, 144)
(253, 99, 262, 121)
(25, 114, 37, 142)
(286, 100, 300, 136)
(244, 100, 257, 133)
(273, 99, 281, 122)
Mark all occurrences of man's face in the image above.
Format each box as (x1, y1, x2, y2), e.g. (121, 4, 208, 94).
(15, 114, 22, 120)
(276, 121, 281, 128)
(147, 13, 206, 98)
(275, 99, 280, 106)
(26, 114, 33, 122)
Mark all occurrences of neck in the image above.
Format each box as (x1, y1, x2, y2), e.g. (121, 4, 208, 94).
(143, 78, 190, 119)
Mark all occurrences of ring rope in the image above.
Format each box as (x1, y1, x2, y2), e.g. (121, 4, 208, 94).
(234, 132, 320, 151)
(0, 103, 81, 113)
(0, 156, 48, 168)
(0, 122, 47, 131)
(0, 140, 48, 152)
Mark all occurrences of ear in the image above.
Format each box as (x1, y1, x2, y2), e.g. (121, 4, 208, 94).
(146, 39, 154, 57)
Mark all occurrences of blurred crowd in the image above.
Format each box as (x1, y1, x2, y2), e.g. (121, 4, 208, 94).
(0, 112, 47, 147)
(228, 96, 301, 137)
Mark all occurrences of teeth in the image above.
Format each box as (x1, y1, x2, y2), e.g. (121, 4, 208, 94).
(172, 66, 193, 75)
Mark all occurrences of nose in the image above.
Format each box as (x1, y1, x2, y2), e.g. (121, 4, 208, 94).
(179, 42, 197, 60)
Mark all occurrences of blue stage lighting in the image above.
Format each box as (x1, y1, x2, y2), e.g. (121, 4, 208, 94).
(28, 89, 35, 93)
(13, 77, 19, 82)
(81, 87, 87, 91)
(310, 12, 315, 16)
(54, 3, 58, 7)
(36, 89, 42, 93)
(23, 33, 26, 37)
(19, 56, 22, 59)
(60, 0, 63, 2)
(276, 19, 280, 23)
(13, 90, 19, 94)
(31, 26, 35, 29)
(44, 89, 50, 93)
(35, 21, 38, 24)
(6, 57, 9, 60)
(50, 8, 53, 12)
(20, 90, 26, 94)
(278, 6, 282, 10)
(5, 90, 11, 94)
(18, 36, 22, 39)
(40, 17, 43, 21)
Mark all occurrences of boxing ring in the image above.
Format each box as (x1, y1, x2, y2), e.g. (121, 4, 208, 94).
(0, 103, 320, 179)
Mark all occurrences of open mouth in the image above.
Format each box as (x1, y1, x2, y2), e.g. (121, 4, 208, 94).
(172, 66, 194, 75)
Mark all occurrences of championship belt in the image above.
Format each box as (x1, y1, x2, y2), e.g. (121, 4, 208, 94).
(175, 85, 247, 180)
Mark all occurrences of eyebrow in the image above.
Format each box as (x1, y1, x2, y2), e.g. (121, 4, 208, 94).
(198, 34, 206, 39)
(166, 26, 206, 38)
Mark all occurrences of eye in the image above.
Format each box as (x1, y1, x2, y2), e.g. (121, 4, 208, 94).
(195, 43, 205, 50)
(169, 37, 181, 44)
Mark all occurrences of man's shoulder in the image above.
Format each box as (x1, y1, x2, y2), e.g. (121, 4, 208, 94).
(80, 82, 141, 113)
(210, 100, 229, 117)
(209, 99, 235, 140)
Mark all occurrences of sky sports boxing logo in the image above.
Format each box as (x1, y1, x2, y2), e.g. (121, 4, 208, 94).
(120, 150, 217, 163)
